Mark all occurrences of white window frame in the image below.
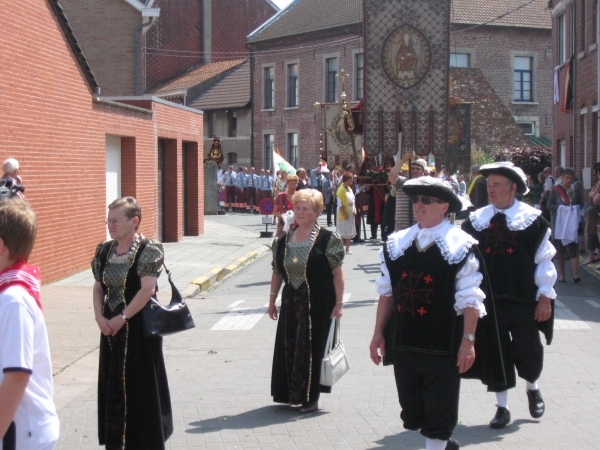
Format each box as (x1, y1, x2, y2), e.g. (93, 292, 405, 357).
(581, 107, 588, 168)
(323, 53, 340, 103)
(560, 139, 567, 167)
(285, 59, 299, 109)
(511, 51, 539, 104)
(514, 115, 540, 137)
(558, 14, 566, 64)
(262, 63, 275, 111)
(570, 3, 576, 57)
(351, 49, 364, 101)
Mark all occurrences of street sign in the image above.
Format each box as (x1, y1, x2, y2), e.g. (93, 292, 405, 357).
(259, 198, 275, 215)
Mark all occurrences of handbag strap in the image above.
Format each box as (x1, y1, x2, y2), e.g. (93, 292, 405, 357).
(162, 263, 184, 305)
(325, 318, 341, 352)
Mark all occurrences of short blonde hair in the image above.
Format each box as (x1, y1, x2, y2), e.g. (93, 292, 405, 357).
(108, 197, 142, 230)
(286, 174, 299, 183)
(0, 198, 37, 262)
(292, 189, 324, 213)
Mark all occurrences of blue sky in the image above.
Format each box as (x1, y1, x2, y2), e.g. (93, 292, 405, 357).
(272, 0, 293, 9)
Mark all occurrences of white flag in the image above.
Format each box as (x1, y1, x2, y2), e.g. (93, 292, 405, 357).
(273, 151, 296, 174)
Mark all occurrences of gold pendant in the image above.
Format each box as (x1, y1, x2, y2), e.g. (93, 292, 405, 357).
(292, 257, 299, 264)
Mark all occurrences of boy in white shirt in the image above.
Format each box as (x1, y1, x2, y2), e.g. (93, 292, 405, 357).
(0, 199, 59, 449)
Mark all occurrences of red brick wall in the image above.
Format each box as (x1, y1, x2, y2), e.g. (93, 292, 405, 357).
(1, 0, 204, 283)
(452, 25, 554, 140)
(211, 0, 278, 62)
(60, 0, 140, 96)
(552, 0, 598, 177)
(252, 32, 363, 170)
(145, 0, 203, 91)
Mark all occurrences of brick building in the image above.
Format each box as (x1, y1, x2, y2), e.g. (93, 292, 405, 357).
(1, 0, 204, 282)
(247, 0, 364, 171)
(550, 0, 599, 186)
(247, 0, 554, 171)
(60, 0, 278, 95)
(451, 0, 553, 146)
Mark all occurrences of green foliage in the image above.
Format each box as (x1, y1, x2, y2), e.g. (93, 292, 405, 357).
(471, 148, 495, 167)
(494, 146, 552, 177)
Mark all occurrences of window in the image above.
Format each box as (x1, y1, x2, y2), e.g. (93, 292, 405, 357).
(227, 152, 237, 165)
(206, 112, 216, 137)
(581, 0, 587, 52)
(560, 139, 566, 167)
(227, 111, 237, 137)
(517, 122, 535, 135)
(287, 63, 298, 107)
(288, 132, 298, 168)
(450, 53, 470, 67)
(264, 134, 274, 170)
(264, 66, 274, 109)
(570, 3, 576, 56)
(513, 56, 533, 102)
(558, 14, 566, 64)
(582, 112, 588, 168)
(325, 57, 338, 103)
(355, 53, 364, 100)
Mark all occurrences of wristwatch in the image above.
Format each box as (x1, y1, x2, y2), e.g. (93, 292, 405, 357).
(121, 312, 128, 321)
(463, 333, 475, 342)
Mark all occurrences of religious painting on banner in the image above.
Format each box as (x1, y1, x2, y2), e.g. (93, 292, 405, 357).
(364, 0, 450, 158)
(322, 104, 363, 166)
(207, 136, 224, 165)
(439, 103, 471, 174)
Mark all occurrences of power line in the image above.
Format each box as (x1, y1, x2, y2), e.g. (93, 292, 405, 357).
(450, 0, 541, 34)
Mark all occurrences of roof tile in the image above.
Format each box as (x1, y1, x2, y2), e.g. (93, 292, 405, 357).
(149, 59, 246, 93)
(451, 0, 551, 30)
(189, 61, 251, 110)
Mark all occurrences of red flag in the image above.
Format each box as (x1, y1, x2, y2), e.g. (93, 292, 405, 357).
(562, 56, 574, 113)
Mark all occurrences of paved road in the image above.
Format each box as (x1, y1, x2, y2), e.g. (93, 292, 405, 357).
(50, 215, 600, 449)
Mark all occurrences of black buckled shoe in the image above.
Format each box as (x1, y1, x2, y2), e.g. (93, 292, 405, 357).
(489, 405, 511, 429)
(445, 438, 460, 449)
(526, 389, 545, 418)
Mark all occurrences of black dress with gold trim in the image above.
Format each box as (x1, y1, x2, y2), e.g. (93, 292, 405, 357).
(271, 226, 344, 405)
(92, 238, 173, 450)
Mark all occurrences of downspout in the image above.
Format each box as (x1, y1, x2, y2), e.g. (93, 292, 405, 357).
(135, 17, 155, 96)
(250, 53, 255, 167)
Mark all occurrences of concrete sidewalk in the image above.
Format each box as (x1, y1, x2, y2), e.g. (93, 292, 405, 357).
(44, 213, 274, 376)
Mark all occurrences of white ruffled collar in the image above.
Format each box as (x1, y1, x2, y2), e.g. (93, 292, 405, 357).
(386, 220, 477, 264)
(468, 200, 540, 231)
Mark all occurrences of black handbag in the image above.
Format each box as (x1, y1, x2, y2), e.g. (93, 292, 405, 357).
(142, 265, 195, 337)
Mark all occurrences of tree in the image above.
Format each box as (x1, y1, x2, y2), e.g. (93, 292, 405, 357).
(494, 146, 552, 177)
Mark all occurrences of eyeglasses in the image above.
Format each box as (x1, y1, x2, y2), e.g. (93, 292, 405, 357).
(104, 218, 131, 225)
(410, 195, 444, 205)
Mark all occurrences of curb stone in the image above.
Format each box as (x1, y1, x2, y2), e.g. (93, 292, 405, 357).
(183, 243, 272, 298)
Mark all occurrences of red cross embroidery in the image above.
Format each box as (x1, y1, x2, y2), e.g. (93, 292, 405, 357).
(401, 271, 408, 279)
(417, 307, 427, 316)
(486, 247, 492, 254)
(423, 274, 433, 284)
(507, 247, 514, 254)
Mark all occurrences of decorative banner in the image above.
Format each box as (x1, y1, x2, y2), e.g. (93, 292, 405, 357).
(438, 103, 471, 174)
(322, 104, 363, 164)
(364, 0, 450, 157)
(273, 151, 296, 174)
(207, 136, 224, 164)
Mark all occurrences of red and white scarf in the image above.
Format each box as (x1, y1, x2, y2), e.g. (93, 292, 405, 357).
(0, 262, 42, 310)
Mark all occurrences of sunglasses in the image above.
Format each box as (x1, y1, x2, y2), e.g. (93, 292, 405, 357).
(410, 195, 444, 205)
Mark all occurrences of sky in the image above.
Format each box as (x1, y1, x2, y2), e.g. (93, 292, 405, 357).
(272, 0, 293, 10)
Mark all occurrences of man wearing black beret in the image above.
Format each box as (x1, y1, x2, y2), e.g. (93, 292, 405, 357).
(462, 161, 557, 429)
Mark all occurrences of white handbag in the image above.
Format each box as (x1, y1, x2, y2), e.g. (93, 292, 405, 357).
(320, 319, 350, 387)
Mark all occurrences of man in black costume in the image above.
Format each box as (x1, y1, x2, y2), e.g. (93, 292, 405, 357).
(462, 162, 557, 429)
(369, 177, 499, 450)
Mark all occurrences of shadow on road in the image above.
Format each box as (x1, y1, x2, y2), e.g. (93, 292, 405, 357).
(369, 420, 535, 449)
(185, 405, 327, 434)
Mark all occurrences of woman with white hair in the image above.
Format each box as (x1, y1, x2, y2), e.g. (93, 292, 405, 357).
(268, 189, 345, 413)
